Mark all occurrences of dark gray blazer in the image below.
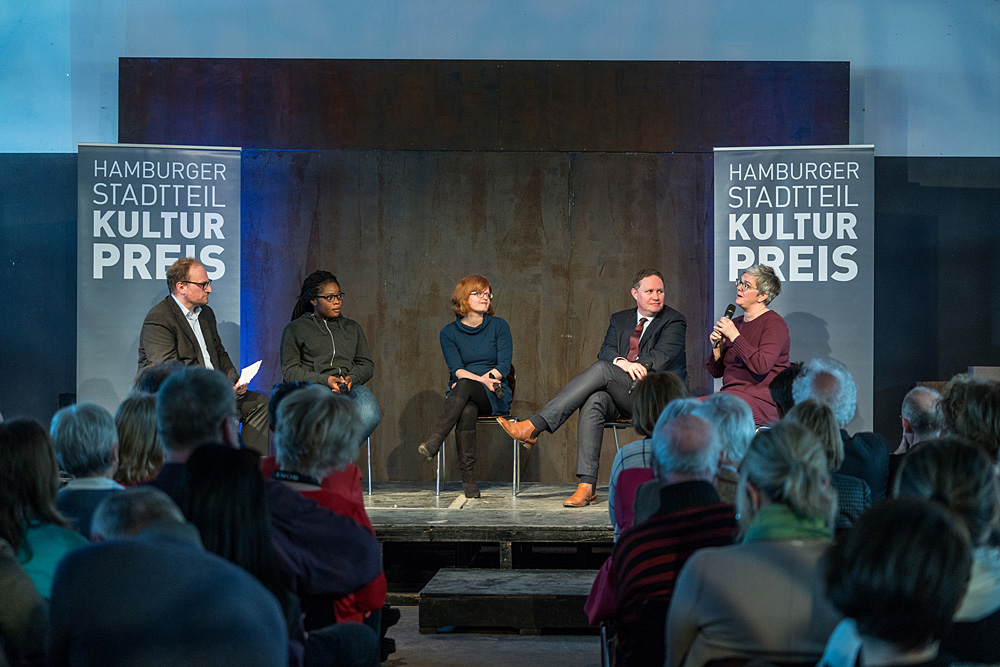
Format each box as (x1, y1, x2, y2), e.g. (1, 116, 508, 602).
(597, 306, 688, 385)
(137, 296, 238, 384)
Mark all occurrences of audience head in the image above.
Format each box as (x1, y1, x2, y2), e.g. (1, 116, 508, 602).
(652, 397, 701, 435)
(268, 381, 311, 429)
(893, 437, 1000, 546)
(133, 359, 185, 394)
(939, 373, 1000, 461)
(630, 372, 689, 436)
(784, 399, 843, 471)
(737, 421, 836, 531)
(114, 393, 164, 486)
(824, 498, 972, 653)
(291, 269, 339, 321)
(49, 403, 118, 479)
(900, 386, 942, 447)
(693, 393, 755, 465)
(0, 420, 70, 551)
(792, 358, 857, 427)
(90, 486, 185, 541)
(176, 445, 287, 606)
(744, 264, 781, 306)
(274, 385, 363, 479)
(768, 361, 804, 419)
(157, 366, 238, 457)
(651, 414, 720, 481)
(451, 275, 495, 317)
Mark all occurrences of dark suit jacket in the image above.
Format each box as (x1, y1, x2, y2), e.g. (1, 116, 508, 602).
(137, 296, 238, 384)
(838, 429, 891, 501)
(597, 306, 688, 385)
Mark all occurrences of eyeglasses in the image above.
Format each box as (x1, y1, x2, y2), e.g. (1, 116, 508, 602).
(735, 279, 756, 292)
(181, 280, 212, 290)
(470, 290, 494, 300)
(316, 293, 346, 302)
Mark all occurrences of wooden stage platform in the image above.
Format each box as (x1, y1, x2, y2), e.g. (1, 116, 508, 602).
(365, 481, 614, 561)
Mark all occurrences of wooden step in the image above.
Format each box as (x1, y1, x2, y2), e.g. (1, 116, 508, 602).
(418, 568, 598, 634)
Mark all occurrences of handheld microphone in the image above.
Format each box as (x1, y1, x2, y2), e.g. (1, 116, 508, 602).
(489, 371, 504, 399)
(713, 304, 736, 348)
(628, 361, 654, 395)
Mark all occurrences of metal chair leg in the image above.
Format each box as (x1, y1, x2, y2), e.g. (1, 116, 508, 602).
(366, 437, 372, 495)
(435, 442, 445, 497)
(613, 427, 621, 451)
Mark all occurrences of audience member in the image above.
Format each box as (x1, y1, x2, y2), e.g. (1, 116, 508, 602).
(148, 366, 239, 498)
(0, 538, 46, 667)
(793, 358, 891, 500)
(269, 386, 387, 632)
(768, 361, 803, 419)
(50, 403, 124, 537)
(691, 392, 755, 505)
(938, 373, 1000, 461)
(0, 420, 87, 598)
(606, 373, 689, 536)
(893, 437, 1000, 663)
(261, 382, 364, 507)
(785, 399, 870, 531)
(113, 392, 164, 486)
(824, 498, 972, 667)
(889, 385, 941, 489)
(627, 398, 700, 525)
(49, 487, 287, 666)
(666, 421, 841, 667)
(132, 359, 185, 394)
(610, 414, 737, 666)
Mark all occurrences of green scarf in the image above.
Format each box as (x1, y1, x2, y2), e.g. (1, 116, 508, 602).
(742, 503, 831, 543)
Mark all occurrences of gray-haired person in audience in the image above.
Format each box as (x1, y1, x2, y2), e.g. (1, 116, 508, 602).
(50, 403, 124, 538)
(792, 357, 890, 500)
(50, 487, 287, 666)
(666, 421, 841, 667)
(147, 366, 240, 499)
(606, 372, 690, 537)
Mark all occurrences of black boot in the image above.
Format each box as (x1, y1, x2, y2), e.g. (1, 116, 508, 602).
(456, 429, 480, 498)
(418, 394, 467, 460)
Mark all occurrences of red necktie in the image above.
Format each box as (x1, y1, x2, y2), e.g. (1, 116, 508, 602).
(627, 318, 647, 362)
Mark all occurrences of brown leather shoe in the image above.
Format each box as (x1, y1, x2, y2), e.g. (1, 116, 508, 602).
(563, 483, 597, 507)
(496, 417, 539, 449)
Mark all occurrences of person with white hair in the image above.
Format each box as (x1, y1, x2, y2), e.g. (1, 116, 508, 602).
(666, 421, 842, 667)
(50, 403, 124, 538)
(792, 358, 891, 500)
(608, 414, 737, 666)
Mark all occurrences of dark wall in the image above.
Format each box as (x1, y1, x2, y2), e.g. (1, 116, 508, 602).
(0, 154, 78, 424)
(872, 158, 1000, 442)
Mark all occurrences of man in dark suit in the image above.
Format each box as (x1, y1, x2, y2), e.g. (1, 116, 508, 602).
(137, 257, 269, 454)
(498, 269, 688, 506)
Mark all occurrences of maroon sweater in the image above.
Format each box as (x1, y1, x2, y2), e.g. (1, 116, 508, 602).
(706, 309, 790, 426)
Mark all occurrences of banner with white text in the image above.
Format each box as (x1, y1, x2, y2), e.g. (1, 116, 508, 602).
(77, 143, 241, 411)
(713, 145, 875, 430)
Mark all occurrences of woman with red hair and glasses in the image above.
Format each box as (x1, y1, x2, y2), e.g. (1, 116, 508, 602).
(417, 275, 512, 498)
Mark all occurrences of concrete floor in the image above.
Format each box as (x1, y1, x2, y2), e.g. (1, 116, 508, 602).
(383, 604, 601, 667)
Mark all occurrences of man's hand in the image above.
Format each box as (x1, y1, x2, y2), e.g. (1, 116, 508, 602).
(615, 359, 649, 381)
(234, 382, 248, 396)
